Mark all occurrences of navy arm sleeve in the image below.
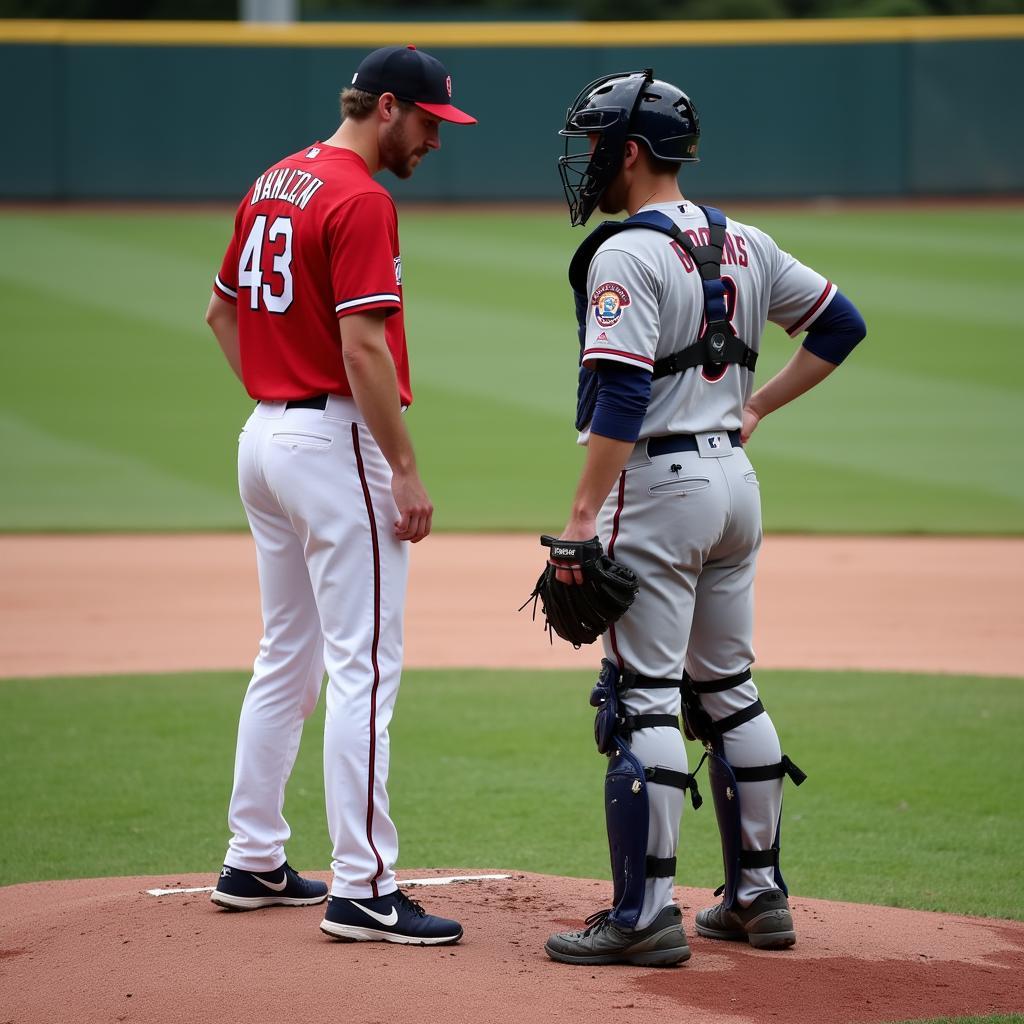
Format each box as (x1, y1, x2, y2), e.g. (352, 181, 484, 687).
(801, 290, 866, 365)
(590, 361, 653, 443)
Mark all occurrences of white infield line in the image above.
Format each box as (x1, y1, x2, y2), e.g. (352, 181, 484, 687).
(146, 873, 513, 897)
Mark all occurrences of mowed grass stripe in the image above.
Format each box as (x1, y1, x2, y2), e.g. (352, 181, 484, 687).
(0, 411, 241, 530)
(1, 214, 229, 332)
(744, 209, 1024, 263)
(1, 206, 1021, 533)
(751, 363, 1022, 501)
(1, 668, 1021, 923)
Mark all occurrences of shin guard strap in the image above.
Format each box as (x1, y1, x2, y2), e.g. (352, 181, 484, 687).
(739, 848, 779, 870)
(647, 856, 677, 877)
(621, 670, 684, 690)
(711, 699, 764, 736)
(683, 668, 752, 694)
(733, 754, 807, 786)
(621, 713, 679, 734)
(645, 765, 703, 810)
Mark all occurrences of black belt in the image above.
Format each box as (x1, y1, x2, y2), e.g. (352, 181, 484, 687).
(647, 430, 742, 457)
(285, 394, 329, 410)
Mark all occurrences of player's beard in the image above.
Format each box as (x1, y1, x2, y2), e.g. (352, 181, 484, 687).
(598, 173, 628, 216)
(380, 113, 428, 180)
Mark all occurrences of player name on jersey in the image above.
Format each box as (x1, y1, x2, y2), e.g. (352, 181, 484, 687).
(672, 228, 749, 272)
(249, 167, 326, 210)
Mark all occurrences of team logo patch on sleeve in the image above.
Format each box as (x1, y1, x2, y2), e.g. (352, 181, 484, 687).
(592, 282, 631, 328)
(394, 256, 402, 286)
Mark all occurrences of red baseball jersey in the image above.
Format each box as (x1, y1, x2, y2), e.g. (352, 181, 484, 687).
(213, 144, 411, 405)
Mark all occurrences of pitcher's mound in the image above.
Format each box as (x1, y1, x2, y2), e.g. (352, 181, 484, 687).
(1, 868, 1022, 1024)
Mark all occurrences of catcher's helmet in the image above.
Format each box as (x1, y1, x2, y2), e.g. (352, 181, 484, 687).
(558, 69, 701, 227)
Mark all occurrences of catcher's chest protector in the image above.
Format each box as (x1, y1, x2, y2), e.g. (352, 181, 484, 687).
(569, 206, 757, 431)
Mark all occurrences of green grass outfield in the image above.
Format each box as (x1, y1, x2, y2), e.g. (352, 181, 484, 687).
(2, 668, 1022, 924)
(1, 205, 1022, 533)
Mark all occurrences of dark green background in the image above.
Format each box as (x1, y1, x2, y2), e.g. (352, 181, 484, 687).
(3, 37, 1022, 199)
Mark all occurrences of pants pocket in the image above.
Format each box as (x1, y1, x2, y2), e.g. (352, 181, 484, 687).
(648, 476, 711, 497)
(271, 431, 333, 450)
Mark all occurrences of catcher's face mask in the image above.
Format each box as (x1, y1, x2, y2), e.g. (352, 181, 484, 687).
(557, 69, 651, 228)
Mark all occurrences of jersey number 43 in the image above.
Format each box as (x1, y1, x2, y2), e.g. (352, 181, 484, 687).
(238, 214, 294, 314)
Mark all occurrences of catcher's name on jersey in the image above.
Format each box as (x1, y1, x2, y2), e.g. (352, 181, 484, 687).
(673, 227, 749, 271)
(249, 167, 326, 210)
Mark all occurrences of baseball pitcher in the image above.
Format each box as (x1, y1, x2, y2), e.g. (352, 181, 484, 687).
(204, 45, 475, 946)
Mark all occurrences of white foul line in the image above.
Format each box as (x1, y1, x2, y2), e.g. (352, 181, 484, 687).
(146, 873, 512, 897)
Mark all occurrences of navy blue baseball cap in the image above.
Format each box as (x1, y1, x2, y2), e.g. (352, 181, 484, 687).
(351, 44, 477, 125)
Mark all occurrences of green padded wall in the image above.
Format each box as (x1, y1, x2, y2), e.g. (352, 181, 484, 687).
(1, 36, 1020, 199)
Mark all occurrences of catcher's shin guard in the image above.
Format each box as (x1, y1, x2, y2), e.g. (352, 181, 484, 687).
(682, 669, 807, 910)
(604, 742, 656, 929)
(592, 660, 701, 929)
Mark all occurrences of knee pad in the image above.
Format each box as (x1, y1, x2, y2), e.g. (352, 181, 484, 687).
(684, 669, 807, 909)
(590, 659, 623, 755)
(591, 658, 682, 754)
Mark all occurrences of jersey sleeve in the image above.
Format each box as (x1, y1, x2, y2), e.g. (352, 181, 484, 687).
(763, 233, 838, 337)
(326, 191, 402, 319)
(581, 247, 659, 372)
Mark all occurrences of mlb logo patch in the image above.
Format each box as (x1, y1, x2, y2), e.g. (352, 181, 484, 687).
(591, 282, 630, 328)
(306, 147, 321, 159)
(394, 256, 402, 286)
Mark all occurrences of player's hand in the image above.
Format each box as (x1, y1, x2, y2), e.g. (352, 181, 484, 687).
(391, 470, 433, 543)
(741, 404, 761, 444)
(553, 515, 599, 584)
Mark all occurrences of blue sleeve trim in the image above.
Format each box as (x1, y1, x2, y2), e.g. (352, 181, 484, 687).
(801, 290, 866, 365)
(590, 361, 652, 442)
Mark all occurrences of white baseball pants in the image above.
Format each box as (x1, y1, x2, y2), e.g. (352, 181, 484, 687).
(225, 395, 407, 899)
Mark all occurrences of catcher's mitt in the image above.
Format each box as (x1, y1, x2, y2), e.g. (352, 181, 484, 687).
(520, 535, 639, 648)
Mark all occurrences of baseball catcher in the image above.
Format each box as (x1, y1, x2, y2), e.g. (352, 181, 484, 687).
(537, 68, 865, 968)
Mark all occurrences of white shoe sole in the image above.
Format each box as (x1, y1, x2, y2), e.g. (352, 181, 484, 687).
(210, 890, 327, 910)
(319, 919, 462, 945)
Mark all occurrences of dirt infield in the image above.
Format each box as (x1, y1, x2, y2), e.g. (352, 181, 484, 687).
(1, 871, 1022, 1024)
(2, 532, 1023, 1024)
(0, 533, 1022, 679)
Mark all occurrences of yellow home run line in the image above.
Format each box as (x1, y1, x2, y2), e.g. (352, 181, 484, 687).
(2, 15, 1023, 47)
(146, 873, 513, 896)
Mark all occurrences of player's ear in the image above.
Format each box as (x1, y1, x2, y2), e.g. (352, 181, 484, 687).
(623, 140, 640, 169)
(378, 92, 398, 121)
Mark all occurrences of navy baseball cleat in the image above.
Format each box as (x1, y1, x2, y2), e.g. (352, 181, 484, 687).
(210, 862, 328, 910)
(320, 889, 463, 945)
(545, 905, 691, 967)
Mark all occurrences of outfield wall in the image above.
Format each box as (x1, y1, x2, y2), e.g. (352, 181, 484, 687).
(3, 17, 1023, 201)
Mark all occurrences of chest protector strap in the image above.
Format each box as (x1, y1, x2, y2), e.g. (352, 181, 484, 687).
(569, 207, 757, 429)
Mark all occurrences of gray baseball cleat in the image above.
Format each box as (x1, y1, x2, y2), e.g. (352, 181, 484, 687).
(544, 905, 691, 967)
(694, 888, 796, 949)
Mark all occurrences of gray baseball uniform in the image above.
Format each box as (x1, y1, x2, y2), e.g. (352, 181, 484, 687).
(583, 201, 832, 929)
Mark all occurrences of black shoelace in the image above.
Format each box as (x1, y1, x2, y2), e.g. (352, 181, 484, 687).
(582, 909, 614, 935)
(395, 890, 427, 917)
